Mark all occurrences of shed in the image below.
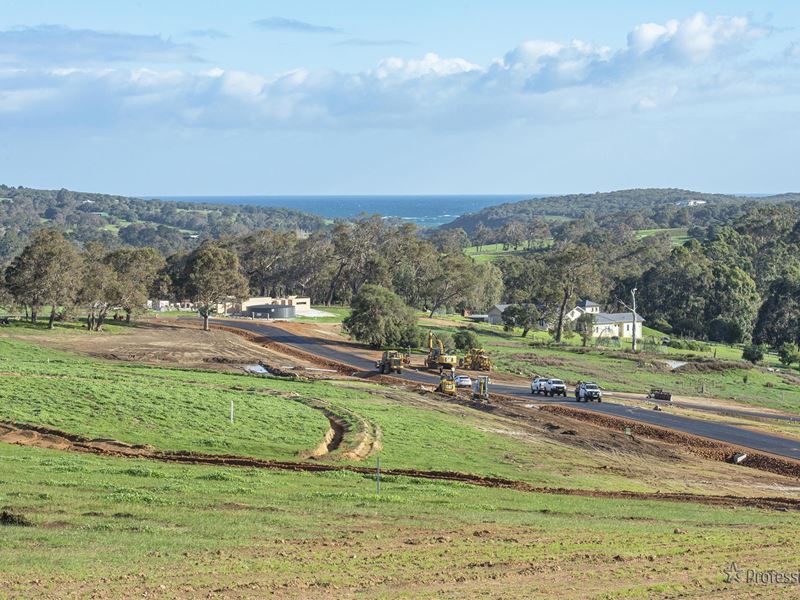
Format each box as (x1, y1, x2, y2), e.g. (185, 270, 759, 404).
(247, 304, 296, 319)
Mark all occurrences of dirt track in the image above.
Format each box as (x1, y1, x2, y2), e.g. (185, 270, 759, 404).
(2, 420, 799, 512)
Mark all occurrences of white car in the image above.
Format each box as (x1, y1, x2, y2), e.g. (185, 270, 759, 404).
(531, 377, 548, 394)
(455, 375, 473, 388)
(542, 378, 567, 397)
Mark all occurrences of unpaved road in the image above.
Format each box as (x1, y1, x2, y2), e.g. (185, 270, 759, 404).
(219, 319, 800, 462)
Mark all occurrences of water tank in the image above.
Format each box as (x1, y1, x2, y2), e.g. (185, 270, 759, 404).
(247, 304, 296, 319)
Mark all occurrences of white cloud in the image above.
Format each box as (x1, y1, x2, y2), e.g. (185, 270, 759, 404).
(0, 13, 785, 131)
(372, 53, 480, 80)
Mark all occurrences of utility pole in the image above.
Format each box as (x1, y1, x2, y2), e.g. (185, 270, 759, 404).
(631, 287, 637, 353)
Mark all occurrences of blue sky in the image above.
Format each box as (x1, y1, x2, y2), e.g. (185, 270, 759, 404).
(1, 1, 799, 195)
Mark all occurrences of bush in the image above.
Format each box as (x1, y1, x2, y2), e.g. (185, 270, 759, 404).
(343, 284, 419, 348)
(742, 344, 766, 364)
(778, 342, 800, 367)
(667, 338, 709, 352)
(453, 329, 480, 351)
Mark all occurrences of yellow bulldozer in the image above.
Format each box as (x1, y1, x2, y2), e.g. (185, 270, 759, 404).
(426, 331, 459, 372)
(459, 348, 493, 371)
(376, 350, 404, 374)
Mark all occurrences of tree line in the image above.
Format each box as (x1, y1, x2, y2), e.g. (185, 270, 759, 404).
(0, 218, 502, 331)
(2, 200, 800, 354)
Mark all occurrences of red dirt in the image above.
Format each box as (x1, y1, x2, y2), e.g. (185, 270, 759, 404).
(537, 404, 800, 479)
(2, 420, 799, 512)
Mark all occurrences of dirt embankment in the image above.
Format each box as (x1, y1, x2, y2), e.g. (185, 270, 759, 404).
(2, 420, 799, 512)
(536, 404, 800, 480)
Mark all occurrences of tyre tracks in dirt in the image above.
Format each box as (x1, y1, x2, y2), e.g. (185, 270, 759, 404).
(2, 420, 799, 512)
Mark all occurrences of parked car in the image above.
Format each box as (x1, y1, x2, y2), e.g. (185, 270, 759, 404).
(531, 377, 549, 394)
(543, 378, 567, 397)
(575, 381, 602, 402)
(455, 375, 473, 388)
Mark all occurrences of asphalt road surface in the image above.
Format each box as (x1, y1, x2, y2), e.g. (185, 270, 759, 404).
(222, 319, 800, 461)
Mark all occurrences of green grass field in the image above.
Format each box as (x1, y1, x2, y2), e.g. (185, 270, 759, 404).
(6, 442, 800, 597)
(464, 242, 552, 263)
(0, 337, 669, 490)
(635, 227, 691, 245)
(2, 331, 800, 596)
(294, 305, 351, 323)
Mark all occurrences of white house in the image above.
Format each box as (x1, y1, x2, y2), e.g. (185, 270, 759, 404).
(591, 312, 644, 340)
(565, 299, 601, 322)
(566, 299, 644, 340)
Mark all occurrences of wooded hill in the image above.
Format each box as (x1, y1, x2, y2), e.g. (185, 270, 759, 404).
(443, 188, 800, 234)
(0, 185, 325, 262)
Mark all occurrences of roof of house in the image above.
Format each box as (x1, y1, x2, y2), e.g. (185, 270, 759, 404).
(594, 312, 644, 324)
(576, 299, 600, 309)
(489, 304, 511, 313)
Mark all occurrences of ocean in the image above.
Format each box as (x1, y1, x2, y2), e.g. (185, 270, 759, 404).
(147, 195, 538, 228)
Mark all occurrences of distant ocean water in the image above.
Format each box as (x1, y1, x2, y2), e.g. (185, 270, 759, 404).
(146, 195, 538, 227)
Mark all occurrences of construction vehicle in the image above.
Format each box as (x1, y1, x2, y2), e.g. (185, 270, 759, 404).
(436, 369, 457, 395)
(647, 388, 672, 401)
(459, 348, 493, 371)
(472, 375, 490, 401)
(426, 331, 458, 372)
(375, 351, 404, 374)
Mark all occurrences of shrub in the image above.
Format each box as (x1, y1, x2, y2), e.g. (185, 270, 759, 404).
(742, 344, 766, 364)
(778, 342, 800, 368)
(453, 329, 480, 351)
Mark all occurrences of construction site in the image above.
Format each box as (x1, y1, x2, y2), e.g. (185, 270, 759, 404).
(2, 314, 800, 597)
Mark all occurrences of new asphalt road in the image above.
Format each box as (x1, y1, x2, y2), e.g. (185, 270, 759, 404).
(222, 319, 800, 461)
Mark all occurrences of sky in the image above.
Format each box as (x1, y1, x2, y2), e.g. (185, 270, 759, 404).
(1, 0, 799, 196)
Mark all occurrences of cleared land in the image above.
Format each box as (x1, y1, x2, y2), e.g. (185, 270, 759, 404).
(2, 325, 800, 598)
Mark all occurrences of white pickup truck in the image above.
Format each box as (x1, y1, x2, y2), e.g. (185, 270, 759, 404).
(532, 377, 567, 396)
(542, 378, 567, 397)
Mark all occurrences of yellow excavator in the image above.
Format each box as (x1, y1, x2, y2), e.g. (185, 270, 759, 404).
(459, 348, 493, 371)
(426, 331, 459, 372)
